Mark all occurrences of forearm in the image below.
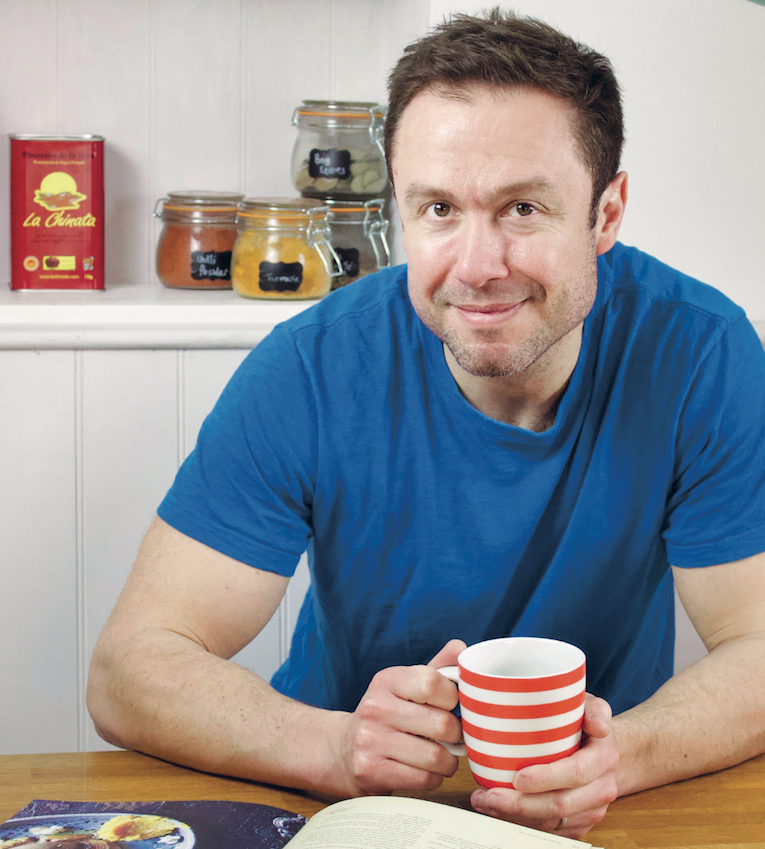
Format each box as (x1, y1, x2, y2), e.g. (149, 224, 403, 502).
(87, 626, 348, 796)
(612, 634, 765, 796)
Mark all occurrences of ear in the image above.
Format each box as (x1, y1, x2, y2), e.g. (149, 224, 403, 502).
(595, 171, 628, 256)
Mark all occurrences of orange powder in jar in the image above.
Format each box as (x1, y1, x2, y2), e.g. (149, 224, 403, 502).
(154, 191, 243, 289)
(232, 198, 337, 300)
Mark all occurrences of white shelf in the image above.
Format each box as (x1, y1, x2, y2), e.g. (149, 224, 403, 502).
(3, 279, 763, 352)
(0, 280, 315, 350)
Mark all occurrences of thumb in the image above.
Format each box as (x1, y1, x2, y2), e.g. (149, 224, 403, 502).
(583, 693, 613, 739)
(427, 639, 467, 670)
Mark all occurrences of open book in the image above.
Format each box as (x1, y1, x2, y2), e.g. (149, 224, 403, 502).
(1, 796, 601, 849)
(287, 796, 601, 849)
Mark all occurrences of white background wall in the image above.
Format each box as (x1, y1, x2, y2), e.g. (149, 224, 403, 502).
(2, 0, 762, 754)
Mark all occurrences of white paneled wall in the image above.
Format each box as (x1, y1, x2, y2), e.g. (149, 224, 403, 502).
(0, 347, 307, 754)
(2, 351, 80, 753)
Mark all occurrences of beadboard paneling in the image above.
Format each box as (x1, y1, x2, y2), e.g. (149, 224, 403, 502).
(0, 351, 79, 755)
(74, 0, 154, 288)
(182, 349, 249, 461)
(0, 345, 314, 755)
(242, 0, 333, 201)
(152, 0, 243, 195)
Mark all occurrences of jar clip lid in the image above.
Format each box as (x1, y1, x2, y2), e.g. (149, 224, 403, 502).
(153, 191, 244, 219)
(306, 217, 344, 278)
(291, 101, 387, 158)
(362, 199, 391, 268)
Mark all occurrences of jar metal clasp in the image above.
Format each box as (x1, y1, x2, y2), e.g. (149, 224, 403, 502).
(363, 199, 391, 269)
(307, 216, 344, 278)
(152, 197, 169, 218)
(368, 105, 387, 159)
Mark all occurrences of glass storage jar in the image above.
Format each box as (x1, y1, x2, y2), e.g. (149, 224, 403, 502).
(291, 101, 388, 200)
(232, 198, 341, 300)
(326, 198, 391, 289)
(154, 190, 243, 289)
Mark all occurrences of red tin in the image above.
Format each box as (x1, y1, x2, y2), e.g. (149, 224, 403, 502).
(9, 134, 105, 290)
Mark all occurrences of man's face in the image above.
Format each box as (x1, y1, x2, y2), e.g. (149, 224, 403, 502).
(391, 85, 616, 380)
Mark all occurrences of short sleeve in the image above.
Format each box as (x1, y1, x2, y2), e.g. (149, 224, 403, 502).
(158, 325, 318, 575)
(664, 315, 765, 567)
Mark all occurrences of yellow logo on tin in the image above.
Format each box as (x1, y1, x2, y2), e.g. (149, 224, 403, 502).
(34, 171, 87, 211)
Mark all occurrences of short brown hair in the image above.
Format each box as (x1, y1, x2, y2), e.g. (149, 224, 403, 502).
(385, 7, 624, 225)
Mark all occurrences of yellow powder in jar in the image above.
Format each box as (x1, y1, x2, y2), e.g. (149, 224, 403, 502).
(232, 230, 331, 300)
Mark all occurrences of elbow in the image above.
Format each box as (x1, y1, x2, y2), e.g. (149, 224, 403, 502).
(86, 647, 131, 751)
(91, 716, 128, 751)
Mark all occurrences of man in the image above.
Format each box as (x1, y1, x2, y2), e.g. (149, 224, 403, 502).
(88, 9, 765, 839)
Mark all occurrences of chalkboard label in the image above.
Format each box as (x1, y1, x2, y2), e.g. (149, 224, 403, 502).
(191, 250, 232, 281)
(309, 148, 351, 180)
(333, 247, 360, 279)
(259, 261, 303, 292)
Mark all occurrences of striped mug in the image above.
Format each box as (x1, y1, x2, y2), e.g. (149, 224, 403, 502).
(438, 637, 586, 789)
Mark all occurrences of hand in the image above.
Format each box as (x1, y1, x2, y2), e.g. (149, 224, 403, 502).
(335, 640, 467, 797)
(470, 694, 619, 839)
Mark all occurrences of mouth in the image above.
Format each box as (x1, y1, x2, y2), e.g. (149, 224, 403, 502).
(452, 300, 527, 327)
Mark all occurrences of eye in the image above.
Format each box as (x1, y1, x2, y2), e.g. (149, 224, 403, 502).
(509, 202, 537, 218)
(426, 201, 452, 219)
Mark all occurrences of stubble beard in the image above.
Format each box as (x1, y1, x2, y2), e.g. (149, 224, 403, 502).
(441, 322, 558, 377)
(425, 278, 597, 379)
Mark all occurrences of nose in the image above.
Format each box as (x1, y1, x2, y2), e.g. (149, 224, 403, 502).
(453, 216, 511, 289)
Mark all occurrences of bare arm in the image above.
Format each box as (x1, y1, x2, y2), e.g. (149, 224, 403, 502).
(87, 516, 463, 797)
(612, 551, 765, 795)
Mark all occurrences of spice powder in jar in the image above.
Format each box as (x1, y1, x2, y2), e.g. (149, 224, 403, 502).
(232, 198, 340, 300)
(154, 191, 243, 289)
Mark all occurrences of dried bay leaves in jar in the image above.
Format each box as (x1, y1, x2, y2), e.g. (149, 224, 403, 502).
(291, 102, 388, 200)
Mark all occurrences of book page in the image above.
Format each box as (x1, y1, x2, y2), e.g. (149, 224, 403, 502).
(287, 796, 592, 849)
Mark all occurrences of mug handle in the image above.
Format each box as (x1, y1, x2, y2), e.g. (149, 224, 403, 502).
(436, 666, 467, 757)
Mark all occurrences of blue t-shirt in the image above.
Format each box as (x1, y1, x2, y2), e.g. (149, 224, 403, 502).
(158, 242, 765, 716)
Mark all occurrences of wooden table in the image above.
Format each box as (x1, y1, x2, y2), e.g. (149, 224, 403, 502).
(1, 751, 764, 849)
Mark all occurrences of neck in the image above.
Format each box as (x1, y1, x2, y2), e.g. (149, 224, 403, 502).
(444, 324, 584, 431)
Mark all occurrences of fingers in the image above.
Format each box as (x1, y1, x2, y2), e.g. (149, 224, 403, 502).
(427, 638, 467, 670)
(353, 727, 459, 782)
(356, 668, 462, 743)
(514, 718, 618, 793)
(341, 658, 464, 796)
(470, 694, 619, 839)
(349, 745, 457, 795)
(582, 693, 612, 738)
(372, 663, 461, 713)
(472, 784, 613, 839)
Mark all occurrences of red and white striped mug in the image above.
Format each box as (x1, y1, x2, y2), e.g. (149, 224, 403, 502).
(438, 637, 586, 789)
